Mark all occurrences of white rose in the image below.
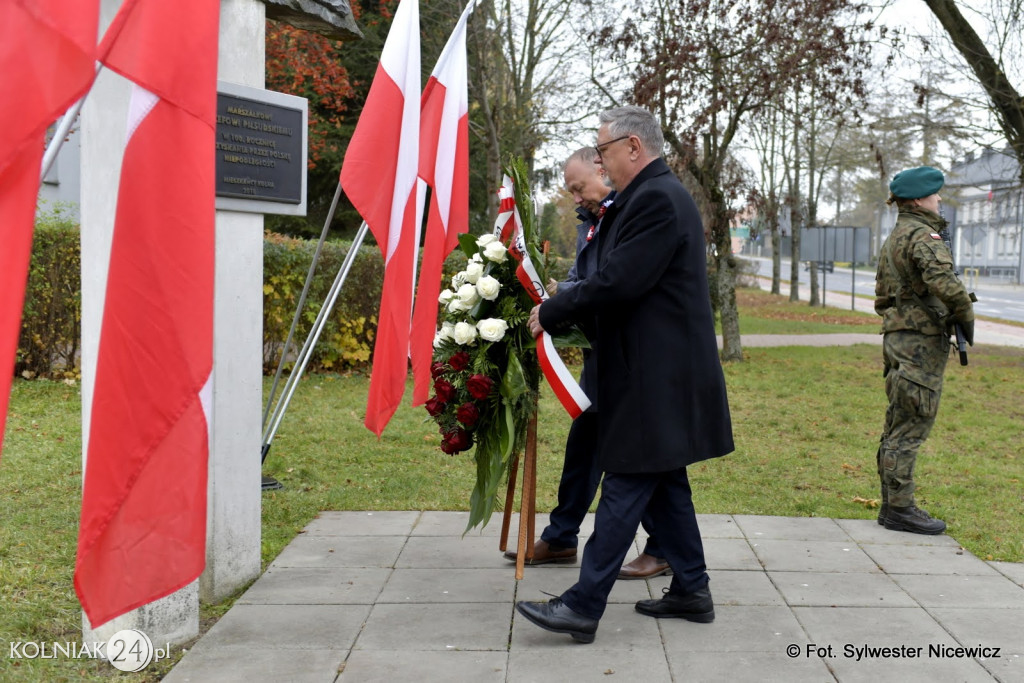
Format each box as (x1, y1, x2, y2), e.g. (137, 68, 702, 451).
(471, 253, 484, 263)
(456, 283, 480, 307)
(448, 298, 470, 313)
(433, 322, 455, 348)
(483, 241, 507, 263)
(438, 289, 454, 304)
(476, 318, 509, 342)
(451, 272, 466, 289)
(476, 275, 501, 301)
(476, 234, 498, 248)
(453, 321, 478, 345)
(464, 261, 484, 284)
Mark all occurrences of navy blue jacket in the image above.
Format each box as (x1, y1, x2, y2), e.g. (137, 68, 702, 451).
(539, 159, 733, 473)
(558, 192, 613, 411)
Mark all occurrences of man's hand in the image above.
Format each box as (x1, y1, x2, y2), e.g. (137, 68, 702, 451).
(528, 305, 545, 338)
(545, 278, 558, 296)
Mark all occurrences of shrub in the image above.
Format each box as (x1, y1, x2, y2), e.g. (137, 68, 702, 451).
(17, 209, 81, 380)
(15, 224, 541, 379)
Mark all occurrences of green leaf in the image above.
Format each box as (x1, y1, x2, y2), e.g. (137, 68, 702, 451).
(499, 402, 514, 460)
(501, 351, 528, 400)
(458, 232, 481, 258)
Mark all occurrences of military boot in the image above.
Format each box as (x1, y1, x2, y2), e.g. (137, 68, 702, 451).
(883, 505, 946, 535)
(876, 447, 888, 525)
(877, 485, 888, 525)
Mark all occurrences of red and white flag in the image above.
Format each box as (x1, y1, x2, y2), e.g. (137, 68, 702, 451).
(74, 0, 218, 627)
(0, 1, 99, 458)
(340, 0, 421, 436)
(410, 2, 474, 405)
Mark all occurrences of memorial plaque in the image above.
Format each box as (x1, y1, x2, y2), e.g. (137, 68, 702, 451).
(214, 83, 308, 215)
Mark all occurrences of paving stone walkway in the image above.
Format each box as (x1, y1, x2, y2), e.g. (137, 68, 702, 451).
(165, 511, 1024, 683)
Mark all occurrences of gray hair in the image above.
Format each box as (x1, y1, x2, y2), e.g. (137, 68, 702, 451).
(598, 106, 663, 158)
(564, 146, 599, 171)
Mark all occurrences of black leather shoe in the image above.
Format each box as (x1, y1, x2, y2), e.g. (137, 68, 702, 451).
(516, 598, 598, 643)
(884, 505, 946, 535)
(635, 586, 714, 623)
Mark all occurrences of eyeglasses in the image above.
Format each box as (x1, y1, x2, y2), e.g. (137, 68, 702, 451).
(594, 135, 631, 160)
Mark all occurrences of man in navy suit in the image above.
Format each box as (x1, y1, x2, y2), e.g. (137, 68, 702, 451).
(502, 147, 611, 566)
(517, 106, 734, 643)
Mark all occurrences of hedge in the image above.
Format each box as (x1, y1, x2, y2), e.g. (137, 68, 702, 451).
(17, 227, 575, 379)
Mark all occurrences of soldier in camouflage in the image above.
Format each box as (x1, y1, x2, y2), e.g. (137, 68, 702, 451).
(873, 166, 975, 535)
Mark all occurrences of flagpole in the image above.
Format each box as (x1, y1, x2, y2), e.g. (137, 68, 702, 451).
(261, 180, 343, 431)
(40, 65, 103, 182)
(260, 220, 370, 470)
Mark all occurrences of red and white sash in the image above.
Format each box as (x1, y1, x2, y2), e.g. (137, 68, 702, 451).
(493, 174, 591, 418)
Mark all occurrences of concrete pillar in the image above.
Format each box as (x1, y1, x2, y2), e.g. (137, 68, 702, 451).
(81, 0, 267, 645)
(201, 0, 266, 603)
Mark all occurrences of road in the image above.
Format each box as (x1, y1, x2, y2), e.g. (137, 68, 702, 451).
(744, 256, 1024, 324)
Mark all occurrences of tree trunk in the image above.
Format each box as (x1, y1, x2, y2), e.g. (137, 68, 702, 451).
(923, 0, 1024, 185)
(789, 202, 801, 302)
(771, 218, 781, 295)
(714, 215, 743, 361)
(809, 260, 820, 306)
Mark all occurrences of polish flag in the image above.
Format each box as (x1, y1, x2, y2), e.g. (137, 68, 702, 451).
(0, 1, 98, 458)
(410, 2, 474, 405)
(340, 0, 421, 436)
(74, 0, 218, 627)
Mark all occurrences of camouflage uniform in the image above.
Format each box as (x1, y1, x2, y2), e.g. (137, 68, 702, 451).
(874, 206, 974, 514)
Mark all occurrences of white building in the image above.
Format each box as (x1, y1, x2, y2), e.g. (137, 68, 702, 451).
(38, 121, 83, 221)
(945, 147, 1023, 283)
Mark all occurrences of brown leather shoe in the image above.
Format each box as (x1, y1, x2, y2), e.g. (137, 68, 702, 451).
(503, 539, 577, 565)
(618, 553, 671, 580)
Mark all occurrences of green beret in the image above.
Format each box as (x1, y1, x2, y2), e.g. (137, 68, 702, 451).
(889, 166, 944, 199)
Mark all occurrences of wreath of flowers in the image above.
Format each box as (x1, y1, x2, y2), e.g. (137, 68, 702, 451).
(425, 158, 548, 531)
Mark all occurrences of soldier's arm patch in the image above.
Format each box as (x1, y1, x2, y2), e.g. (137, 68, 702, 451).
(929, 233, 942, 239)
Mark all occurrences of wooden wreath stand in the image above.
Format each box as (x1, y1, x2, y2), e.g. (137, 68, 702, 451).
(498, 409, 537, 580)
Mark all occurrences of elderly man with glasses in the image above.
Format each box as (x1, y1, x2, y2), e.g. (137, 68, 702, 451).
(517, 106, 734, 644)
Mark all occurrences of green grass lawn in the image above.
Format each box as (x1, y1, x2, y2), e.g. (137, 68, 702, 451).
(1, 289, 1022, 680)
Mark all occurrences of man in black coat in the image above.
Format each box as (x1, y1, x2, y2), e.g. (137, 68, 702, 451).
(517, 106, 734, 643)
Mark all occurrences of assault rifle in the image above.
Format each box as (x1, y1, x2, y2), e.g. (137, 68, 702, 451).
(938, 226, 978, 366)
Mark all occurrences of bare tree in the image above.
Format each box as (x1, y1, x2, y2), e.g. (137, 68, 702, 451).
(467, 0, 584, 223)
(922, 0, 1024, 183)
(589, 0, 873, 359)
(749, 99, 790, 295)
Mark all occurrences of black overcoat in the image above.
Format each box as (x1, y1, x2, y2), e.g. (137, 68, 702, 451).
(539, 158, 733, 473)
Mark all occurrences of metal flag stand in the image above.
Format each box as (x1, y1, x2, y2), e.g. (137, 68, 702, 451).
(259, 178, 370, 489)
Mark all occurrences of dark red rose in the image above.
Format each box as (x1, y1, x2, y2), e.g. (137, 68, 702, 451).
(447, 351, 471, 371)
(449, 428, 472, 452)
(430, 361, 448, 379)
(466, 374, 494, 400)
(433, 378, 456, 402)
(455, 402, 480, 427)
(425, 396, 447, 417)
(440, 428, 473, 454)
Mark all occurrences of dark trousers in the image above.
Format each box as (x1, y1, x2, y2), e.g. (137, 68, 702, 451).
(542, 413, 659, 551)
(560, 468, 708, 620)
